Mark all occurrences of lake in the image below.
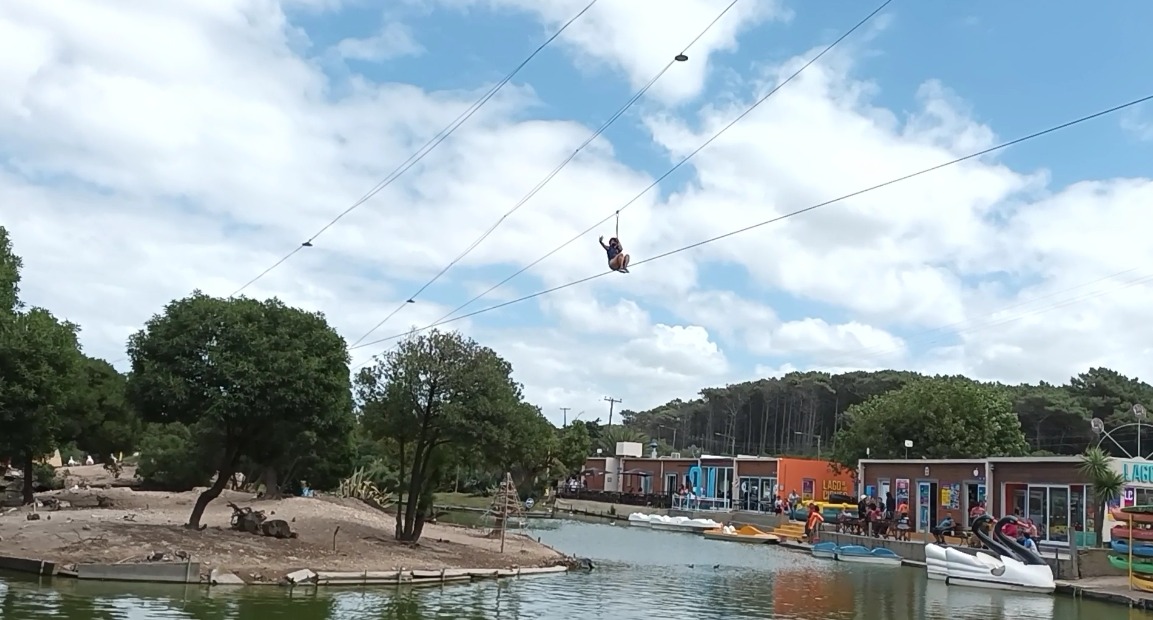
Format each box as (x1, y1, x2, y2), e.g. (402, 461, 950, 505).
(0, 520, 1133, 619)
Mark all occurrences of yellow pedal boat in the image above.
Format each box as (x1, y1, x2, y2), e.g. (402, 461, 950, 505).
(702, 525, 780, 544)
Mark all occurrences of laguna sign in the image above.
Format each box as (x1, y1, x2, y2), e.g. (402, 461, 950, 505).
(1116, 458, 1153, 485)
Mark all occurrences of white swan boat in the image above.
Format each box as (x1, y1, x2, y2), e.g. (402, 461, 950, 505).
(925, 515, 1054, 593)
(627, 512, 653, 526)
(648, 515, 722, 533)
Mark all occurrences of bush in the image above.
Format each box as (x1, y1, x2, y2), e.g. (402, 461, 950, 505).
(135, 423, 216, 491)
(33, 462, 62, 491)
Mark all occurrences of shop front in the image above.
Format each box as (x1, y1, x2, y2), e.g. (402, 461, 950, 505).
(734, 457, 778, 512)
(861, 456, 1088, 545)
(994, 458, 1088, 546)
(858, 459, 985, 532)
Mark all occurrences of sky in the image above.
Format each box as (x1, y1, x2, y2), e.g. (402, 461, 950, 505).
(3, 0, 1153, 426)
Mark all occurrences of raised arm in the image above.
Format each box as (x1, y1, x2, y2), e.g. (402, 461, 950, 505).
(598, 235, 609, 250)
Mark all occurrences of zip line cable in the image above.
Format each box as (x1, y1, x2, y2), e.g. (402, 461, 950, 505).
(414, 0, 894, 333)
(228, 0, 601, 297)
(349, 92, 1153, 356)
(348, 0, 745, 348)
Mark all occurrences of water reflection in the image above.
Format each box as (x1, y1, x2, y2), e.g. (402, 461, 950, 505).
(0, 520, 1134, 619)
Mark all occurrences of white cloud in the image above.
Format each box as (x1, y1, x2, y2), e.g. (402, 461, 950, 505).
(2, 0, 1153, 427)
(421, 0, 790, 104)
(335, 22, 424, 62)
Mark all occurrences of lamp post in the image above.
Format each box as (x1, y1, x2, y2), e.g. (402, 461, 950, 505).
(904, 439, 913, 459)
(714, 432, 736, 456)
(659, 425, 678, 451)
(794, 431, 823, 459)
(1136, 404, 1147, 457)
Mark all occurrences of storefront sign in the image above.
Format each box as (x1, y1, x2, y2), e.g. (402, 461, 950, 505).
(1119, 460, 1153, 484)
(821, 479, 848, 500)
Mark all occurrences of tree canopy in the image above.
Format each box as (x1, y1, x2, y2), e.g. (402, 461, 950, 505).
(829, 375, 1029, 469)
(617, 367, 1153, 461)
(354, 329, 568, 543)
(126, 292, 353, 528)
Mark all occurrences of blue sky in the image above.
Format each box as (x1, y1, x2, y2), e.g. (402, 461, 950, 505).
(5, 0, 1153, 417)
(296, 1, 1153, 375)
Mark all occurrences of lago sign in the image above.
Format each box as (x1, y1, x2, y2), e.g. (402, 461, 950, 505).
(1119, 460, 1153, 484)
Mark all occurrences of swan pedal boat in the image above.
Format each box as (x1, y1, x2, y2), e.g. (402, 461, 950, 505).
(648, 515, 722, 532)
(925, 515, 1055, 593)
(627, 512, 654, 526)
(834, 545, 902, 566)
(702, 524, 780, 544)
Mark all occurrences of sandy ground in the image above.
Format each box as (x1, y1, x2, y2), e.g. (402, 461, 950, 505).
(0, 467, 563, 582)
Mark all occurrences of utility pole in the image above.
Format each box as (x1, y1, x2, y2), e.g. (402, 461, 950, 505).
(604, 396, 621, 428)
(560, 407, 571, 427)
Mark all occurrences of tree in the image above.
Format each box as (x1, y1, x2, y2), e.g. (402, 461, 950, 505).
(556, 421, 592, 475)
(126, 292, 352, 529)
(1080, 446, 1124, 547)
(0, 308, 82, 503)
(830, 376, 1029, 470)
(57, 356, 142, 460)
(356, 329, 525, 543)
(0, 227, 20, 315)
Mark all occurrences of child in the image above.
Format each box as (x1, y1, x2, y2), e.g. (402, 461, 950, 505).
(895, 511, 911, 541)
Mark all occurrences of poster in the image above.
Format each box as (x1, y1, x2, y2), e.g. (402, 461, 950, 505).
(801, 478, 815, 502)
(918, 482, 931, 531)
(949, 483, 962, 509)
(940, 487, 952, 507)
(895, 479, 910, 504)
(977, 484, 986, 503)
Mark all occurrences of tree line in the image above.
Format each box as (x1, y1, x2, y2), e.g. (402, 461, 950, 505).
(0, 226, 590, 543)
(618, 368, 1153, 467)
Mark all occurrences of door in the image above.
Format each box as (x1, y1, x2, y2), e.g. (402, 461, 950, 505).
(917, 481, 932, 531)
(761, 478, 777, 511)
(1027, 486, 1047, 541)
(879, 478, 891, 505)
(1048, 486, 1069, 542)
(929, 483, 939, 527)
(665, 473, 678, 499)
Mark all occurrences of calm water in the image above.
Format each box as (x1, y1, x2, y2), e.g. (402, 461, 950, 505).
(0, 520, 1136, 619)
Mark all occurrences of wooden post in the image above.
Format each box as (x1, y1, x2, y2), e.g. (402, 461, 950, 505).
(500, 472, 511, 553)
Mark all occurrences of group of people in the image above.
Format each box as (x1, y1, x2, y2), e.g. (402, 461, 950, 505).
(927, 501, 1039, 552)
(834, 492, 913, 541)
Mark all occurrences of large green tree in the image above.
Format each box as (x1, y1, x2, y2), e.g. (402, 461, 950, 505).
(126, 292, 352, 528)
(355, 329, 526, 542)
(830, 375, 1030, 469)
(0, 308, 82, 503)
(57, 356, 142, 460)
(0, 227, 20, 314)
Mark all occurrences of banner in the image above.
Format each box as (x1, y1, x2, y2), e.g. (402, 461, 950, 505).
(895, 479, 910, 504)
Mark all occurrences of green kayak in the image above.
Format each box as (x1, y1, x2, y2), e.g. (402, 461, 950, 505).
(1108, 554, 1153, 574)
(1122, 505, 1153, 515)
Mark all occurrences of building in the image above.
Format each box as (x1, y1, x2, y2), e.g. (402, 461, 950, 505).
(858, 456, 1091, 546)
(579, 449, 853, 512)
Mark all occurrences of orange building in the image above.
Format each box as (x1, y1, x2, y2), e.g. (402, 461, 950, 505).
(776, 457, 855, 503)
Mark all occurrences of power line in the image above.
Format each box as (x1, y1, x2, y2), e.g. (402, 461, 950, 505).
(348, 0, 745, 348)
(228, 0, 601, 298)
(418, 0, 893, 332)
(349, 92, 1153, 355)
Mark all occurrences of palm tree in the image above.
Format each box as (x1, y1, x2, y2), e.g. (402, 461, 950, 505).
(597, 426, 648, 454)
(1080, 447, 1124, 547)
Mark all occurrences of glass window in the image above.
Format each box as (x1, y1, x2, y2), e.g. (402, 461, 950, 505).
(1027, 487, 1047, 539)
(1048, 487, 1069, 542)
(1070, 486, 1085, 532)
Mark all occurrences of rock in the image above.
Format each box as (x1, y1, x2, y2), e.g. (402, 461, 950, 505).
(283, 568, 316, 585)
(26, 513, 40, 521)
(209, 569, 246, 585)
